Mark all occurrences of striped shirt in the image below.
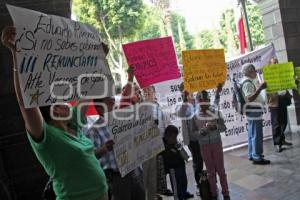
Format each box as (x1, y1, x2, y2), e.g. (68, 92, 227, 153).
(87, 118, 119, 171)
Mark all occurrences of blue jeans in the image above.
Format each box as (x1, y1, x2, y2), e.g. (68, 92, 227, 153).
(169, 165, 188, 200)
(247, 112, 264, 161)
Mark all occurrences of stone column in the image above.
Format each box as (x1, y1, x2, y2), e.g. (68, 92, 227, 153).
(255, 0, 300, 130)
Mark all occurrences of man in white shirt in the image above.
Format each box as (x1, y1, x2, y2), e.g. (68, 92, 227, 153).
(241, 63, 271, 165)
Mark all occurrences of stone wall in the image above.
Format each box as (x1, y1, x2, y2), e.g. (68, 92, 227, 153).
(255, 0, 300, 127)
(255, 0, 288, 62)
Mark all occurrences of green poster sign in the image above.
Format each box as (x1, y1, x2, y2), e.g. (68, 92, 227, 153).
(262, 62, 296, 94)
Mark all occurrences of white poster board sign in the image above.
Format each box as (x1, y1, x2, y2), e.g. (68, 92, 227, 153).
(154, 44, 275, 148)
(216, 44, 275, 148)
(7, 5, 114, 108)
(154, 78, 184, 140)
(106, 104, 164, 177)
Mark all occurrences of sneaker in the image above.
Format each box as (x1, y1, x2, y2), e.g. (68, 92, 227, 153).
(253, 159, 271, 165)
(184, 192, 194, 199)
(282, 141, 293, 146)
(223, 195, 231, 200)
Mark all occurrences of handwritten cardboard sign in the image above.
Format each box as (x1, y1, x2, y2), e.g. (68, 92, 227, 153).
(262, 62, 296, 94)
(182, 49, 227, 92)
(122, 37, 180, 88)
(7, 5, 114, 108)
(106, 104, 164, 177)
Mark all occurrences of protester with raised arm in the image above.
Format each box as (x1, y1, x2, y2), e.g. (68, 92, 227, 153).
(1, 26, 109, 200)
(119, 67, 143, 108)
(191, 84, 231, 200)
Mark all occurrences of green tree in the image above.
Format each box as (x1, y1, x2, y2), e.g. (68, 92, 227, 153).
(246, 1, 265, 47)
(72, 0, 146, 84)
(170, 12, 194, 63)
(218, 1, 265, 54)
(219, 9, 239, 54)
(132, 6, 161, 40)
(134, 4, 193, 64)
(196, 30, 215, 49)
(151, 0, 173, 36)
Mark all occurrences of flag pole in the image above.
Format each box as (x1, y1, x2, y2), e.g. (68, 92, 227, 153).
(239, 0, 254, 51)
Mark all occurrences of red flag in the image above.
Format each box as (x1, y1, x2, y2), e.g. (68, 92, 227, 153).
(238, 16, 247, 54)
(69, 100, 98, 116)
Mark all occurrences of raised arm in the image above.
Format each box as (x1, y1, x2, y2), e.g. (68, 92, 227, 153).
(213, 83, 223, 106)
(1, 26, 43, 141)
(119, 67, 135, 108)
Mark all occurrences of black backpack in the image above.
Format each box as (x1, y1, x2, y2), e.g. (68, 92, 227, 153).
(232, 78, 251, 115)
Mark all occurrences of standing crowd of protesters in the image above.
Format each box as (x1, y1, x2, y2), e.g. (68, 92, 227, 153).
(1, 23, 295, 200)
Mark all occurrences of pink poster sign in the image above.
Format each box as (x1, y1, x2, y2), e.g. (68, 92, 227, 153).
(123, 37, 180, 88)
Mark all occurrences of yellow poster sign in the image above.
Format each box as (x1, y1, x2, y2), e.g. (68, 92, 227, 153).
(182, 49, 227, 92)
(262, 62, 296, 94)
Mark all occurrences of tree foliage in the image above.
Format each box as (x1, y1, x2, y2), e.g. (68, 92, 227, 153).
(72, 0, 266, 84)
(196, 30, 215, 49)
(73, 0, 145, 39)
(246, 1, 265, 47)
(72, 0, 146, 85)
(218, 1, 265, 54)
(219, 9, 238, 53)
(170, 12, 194, 62)
(132, 6, 162, 40)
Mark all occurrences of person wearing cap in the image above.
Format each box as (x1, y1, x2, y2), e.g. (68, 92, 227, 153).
(191, 84, 230, 200)
(241, 63, 270, 165)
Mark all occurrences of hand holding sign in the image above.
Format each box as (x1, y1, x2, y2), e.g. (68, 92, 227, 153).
(104, 140, 115, 152)
(101, 42, 109, 56)
(127, 67, 135, 82)
(1, 26, 16, 51)
(259, 82, 267, 91)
